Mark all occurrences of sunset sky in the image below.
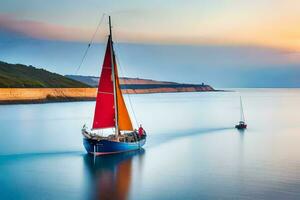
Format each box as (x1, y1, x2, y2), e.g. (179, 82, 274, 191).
(1, 0, 300, 49)
(1, 0, 300, 87)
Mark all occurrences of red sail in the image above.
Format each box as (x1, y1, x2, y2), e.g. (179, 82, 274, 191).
(92, 36, 115, 129)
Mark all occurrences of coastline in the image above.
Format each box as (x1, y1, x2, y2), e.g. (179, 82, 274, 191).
(0, 87, 225, 105)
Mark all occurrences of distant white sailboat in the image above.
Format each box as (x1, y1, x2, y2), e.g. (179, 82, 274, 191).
(235, 96, 247, 130)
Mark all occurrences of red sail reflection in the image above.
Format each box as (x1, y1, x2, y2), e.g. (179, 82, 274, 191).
(83, 149, 145, 200)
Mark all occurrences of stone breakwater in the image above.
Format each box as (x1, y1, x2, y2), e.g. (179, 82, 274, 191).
(0, 86, 216, 104)
(122, 85, 215, 94)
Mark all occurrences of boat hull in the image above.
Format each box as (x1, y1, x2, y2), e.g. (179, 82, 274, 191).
(235, 124, 247, 129)
(83, 138, 146, 155)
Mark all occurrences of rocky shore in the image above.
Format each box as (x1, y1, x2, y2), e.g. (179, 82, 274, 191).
(0, 86, 217, 104)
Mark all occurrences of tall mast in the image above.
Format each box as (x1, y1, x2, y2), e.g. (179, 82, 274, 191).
(109, 16, 119, 136)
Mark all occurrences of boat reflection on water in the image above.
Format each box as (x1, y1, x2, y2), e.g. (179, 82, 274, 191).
(83, 149, 145, 200)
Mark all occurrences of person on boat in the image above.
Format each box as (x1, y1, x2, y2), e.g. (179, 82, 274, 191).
(138, 124, 144, 138)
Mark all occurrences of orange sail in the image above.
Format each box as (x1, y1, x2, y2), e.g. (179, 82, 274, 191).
(114, 55, 134, 131)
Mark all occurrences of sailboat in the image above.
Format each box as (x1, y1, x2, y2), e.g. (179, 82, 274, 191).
(82, 16, 146, 155)
(235, 96, 247, 130)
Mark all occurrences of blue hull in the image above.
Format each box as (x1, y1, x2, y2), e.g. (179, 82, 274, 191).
(83, 138, 146, 155)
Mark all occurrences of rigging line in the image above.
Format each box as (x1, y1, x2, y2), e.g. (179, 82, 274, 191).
(114, 51, 139, 127)
(75, 13, 106, 74)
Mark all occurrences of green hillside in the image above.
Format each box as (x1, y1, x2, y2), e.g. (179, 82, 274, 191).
(0, 61, 89, 88)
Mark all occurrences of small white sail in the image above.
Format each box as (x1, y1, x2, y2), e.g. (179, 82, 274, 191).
(240, 96, 245, 122)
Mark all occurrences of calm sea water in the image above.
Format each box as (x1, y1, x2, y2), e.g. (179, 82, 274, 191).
(0, 89, 300, 200)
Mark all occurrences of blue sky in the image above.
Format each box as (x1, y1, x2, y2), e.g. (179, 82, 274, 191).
(1, 0, 300, 87)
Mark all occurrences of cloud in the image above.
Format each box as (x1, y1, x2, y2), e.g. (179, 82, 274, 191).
(0, 14, 92, 41)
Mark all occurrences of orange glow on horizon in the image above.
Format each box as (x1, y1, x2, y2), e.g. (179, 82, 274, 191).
(1, 8, 300, 53)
